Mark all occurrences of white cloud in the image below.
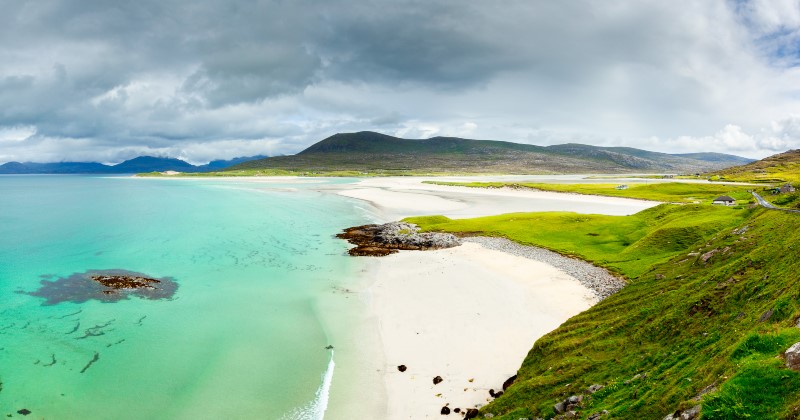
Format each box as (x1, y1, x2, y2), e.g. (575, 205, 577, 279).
(2, 1, 800, 163)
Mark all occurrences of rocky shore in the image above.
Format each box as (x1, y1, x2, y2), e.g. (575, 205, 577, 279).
(463, 237, 625, 300)
(337, 221, 461, 256)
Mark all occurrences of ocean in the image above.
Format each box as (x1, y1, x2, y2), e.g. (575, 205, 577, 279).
(0, 175, 374, 419)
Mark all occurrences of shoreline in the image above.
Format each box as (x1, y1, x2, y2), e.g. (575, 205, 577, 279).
(365, 241, 602, 418)
(319, 176, 645, 419)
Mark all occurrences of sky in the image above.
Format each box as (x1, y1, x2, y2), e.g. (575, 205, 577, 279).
(1, 0, 800, 164)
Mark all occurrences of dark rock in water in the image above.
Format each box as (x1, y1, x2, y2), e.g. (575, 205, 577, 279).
(440, 405, 450, 415)
(398, 365, 407, 372)
(325, 345, 334, 350)
(433, 375, 443, 385)
(92, 274, 159, 290)
(493, 391, 503, 398)
(464, 408, 480, 419)
(489, 388, 496, 397)
(16, 409, 31, 416)
(502, 374, 517, 390)
(21, 269, 178, 305)
(453, 408, 461, 413)
(337, 222, 461, 257)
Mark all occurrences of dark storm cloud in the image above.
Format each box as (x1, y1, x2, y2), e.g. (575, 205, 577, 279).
(0, 0, 799, 163)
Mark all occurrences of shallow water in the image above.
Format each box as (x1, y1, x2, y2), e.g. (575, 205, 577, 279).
(0, 176, 371, 419)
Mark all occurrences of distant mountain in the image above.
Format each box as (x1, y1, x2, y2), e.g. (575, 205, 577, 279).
(199, 155, 267, 171)
(230, 131, 753, 174)
(711, 149, 800, 183)
(0, 155, 266, 174)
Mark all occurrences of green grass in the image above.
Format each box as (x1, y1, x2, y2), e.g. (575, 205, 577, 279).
(407, 206, 800, 419)
(426, 181, 753, 204)
(407, 204, 751, 278)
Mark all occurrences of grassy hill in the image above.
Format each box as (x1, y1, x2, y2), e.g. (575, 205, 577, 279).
(711, 149, 800, 184)
(227, 131, 752, 175)
(407, 205, 800, 419)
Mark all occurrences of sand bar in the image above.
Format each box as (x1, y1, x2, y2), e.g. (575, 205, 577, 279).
(332, 176, 659, 220)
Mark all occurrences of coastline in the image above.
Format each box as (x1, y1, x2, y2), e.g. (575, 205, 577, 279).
(323, 176, 651, 418)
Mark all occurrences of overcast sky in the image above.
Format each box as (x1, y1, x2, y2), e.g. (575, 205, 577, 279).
(1, 0, 799, 164)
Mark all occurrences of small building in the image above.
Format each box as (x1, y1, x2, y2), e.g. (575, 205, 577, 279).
(712, 196, 736, 206)
(616, 184, 628, 190)
(780, 184, 796, 194)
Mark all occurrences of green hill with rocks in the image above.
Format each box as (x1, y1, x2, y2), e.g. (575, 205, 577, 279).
(407, 203, 800, 419)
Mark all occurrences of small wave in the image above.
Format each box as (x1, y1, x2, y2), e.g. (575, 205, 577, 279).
(281, 351, 335, 420)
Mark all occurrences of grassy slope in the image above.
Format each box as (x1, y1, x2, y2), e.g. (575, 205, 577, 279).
(427, 181, 752, 204)
(712, 150, 800, 184)
(407, 206, 800, 419)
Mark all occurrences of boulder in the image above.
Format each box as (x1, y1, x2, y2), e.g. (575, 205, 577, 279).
(433, 375, 443, 385)
(464, 408, 480, 419)
(785, 342, 800, 371)
(397, 365, 407, 372)
(587, 384, 604, 393)
(554, 401, 566, 414)
(502, 374, 517, 390)
(440, 406, 450, 415)
(758, 309, 774, 322)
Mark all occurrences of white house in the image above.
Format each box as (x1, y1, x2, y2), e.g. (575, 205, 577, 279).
(712, 196, 736, 206)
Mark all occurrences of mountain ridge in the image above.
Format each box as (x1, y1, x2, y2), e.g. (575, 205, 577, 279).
(0, 155, 267, 174)
(231, 131, 753, 174)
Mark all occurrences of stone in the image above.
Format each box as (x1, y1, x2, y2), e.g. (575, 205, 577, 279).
(680, 405, 701, 420)
(565, 411, 578, 419)
(484, 415, 494, 419)
(16, 409, 31, 416)
(338, 222, 462, 257)
(502, 374, 517, 390)
(758, 309, 774, 322)
(489, 389, 496, 397)
(567, 395, 582, 404)
(440, 406, 450, 415)
(587, 384, 604, 393)
(397, 365, 407, 372)
(785, 342, 800, 371)
(464, 408, 480, 419)
(433, 375, 444, 385)
(554, 401, 566, 414)
(453, 408, 461, 413)
(701, 249, 718, 263)
(493, 391, 503, 398)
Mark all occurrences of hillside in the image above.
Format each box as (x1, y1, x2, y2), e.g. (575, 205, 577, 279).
(711, 149, 800, 183)
(0, 155, 265, 174)
(228, 132, 752, 175)
(408, 205, 800, 419)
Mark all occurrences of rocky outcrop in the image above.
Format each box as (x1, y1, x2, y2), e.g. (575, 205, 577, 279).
(785, 342, 800, 370)
(24, 269, 178, 305)
(664, 405, 701, 420)
(337, 222, 461, 256)
(502, 374, 517, 391)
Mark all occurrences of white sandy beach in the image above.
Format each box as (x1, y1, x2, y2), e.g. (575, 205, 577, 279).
(369, 243, 597, 418)
(326, 176, 651, 418)
(334, 176, 658, 219)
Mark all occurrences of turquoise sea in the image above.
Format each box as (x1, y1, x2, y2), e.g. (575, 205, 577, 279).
(0, 176, 376, 419)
